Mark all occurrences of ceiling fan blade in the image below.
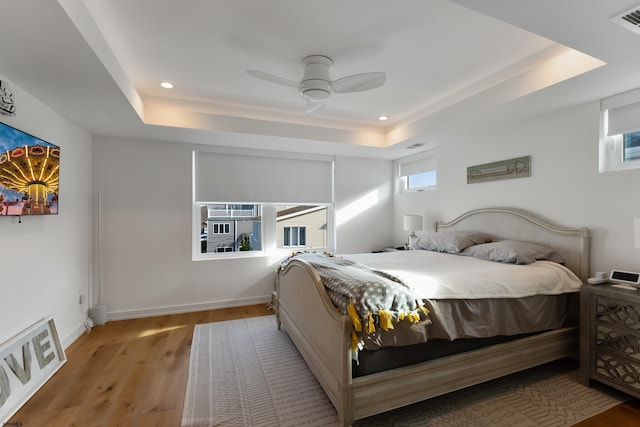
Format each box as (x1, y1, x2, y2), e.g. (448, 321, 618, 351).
(331, 72, 386, 93)
(304, 100, 325, 114)
(246, 70, 300, 88)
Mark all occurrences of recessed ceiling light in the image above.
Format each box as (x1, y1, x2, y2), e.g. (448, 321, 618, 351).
(378, 115, 388, 121)
(160, 81, 174, 89)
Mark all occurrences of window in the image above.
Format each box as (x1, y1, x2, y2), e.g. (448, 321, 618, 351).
(599, 89, 640, 173)
(197, 203, 330, 256)
(212, 223, 230, 234)
(284, 226, 306, 247)
(193, 150, 334, 258)
(398, 151, 437, 192)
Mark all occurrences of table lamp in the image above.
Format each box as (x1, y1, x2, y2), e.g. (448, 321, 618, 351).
(403, 214, 423, 248)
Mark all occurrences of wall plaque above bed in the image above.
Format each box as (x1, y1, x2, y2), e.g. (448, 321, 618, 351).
(467, 155, 531, 184)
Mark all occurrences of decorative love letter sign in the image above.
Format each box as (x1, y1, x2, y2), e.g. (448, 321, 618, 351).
(0, 317, 66, 424)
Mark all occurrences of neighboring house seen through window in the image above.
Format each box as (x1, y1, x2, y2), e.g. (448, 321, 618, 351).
(199, 204, 261, 254)
(197, 203, 329, 255)
(277, 205, 326, 250)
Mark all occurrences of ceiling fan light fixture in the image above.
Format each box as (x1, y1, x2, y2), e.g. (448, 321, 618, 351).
(301, 88, 332, 102)
(300, 79, 332, 102)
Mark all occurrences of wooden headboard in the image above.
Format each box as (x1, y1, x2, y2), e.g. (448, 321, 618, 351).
(434, 208, 590, 283)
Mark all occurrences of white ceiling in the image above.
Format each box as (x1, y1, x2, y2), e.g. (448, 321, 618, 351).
(2, 0, 640, 158)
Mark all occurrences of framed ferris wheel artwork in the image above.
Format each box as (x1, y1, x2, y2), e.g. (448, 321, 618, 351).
(0, 122, 60, 216)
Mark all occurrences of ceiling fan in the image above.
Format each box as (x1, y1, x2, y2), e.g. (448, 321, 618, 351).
(247, 55, 386, 114)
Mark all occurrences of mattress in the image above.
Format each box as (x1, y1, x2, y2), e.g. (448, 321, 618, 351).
(340, 250, 581, 351)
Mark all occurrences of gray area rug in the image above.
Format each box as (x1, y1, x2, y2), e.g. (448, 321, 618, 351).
(181, 315, 625, 427)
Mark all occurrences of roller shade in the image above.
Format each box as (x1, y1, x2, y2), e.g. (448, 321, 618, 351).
(602, 88, 640, 136)
(398, 155, 436, 177)
(607, 102, 640, 136)
(194, 151, 333, 203)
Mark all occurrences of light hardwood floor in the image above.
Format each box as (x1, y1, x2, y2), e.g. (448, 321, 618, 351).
(7, 304, 640, 426)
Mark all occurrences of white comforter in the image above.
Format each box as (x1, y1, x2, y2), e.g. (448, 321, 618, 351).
(344, 250, 581, 300)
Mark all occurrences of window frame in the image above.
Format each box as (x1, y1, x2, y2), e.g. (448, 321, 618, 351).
(397, 150, 438, 193)
(599, 110, 640, 173)
(193, 203, 334, 260)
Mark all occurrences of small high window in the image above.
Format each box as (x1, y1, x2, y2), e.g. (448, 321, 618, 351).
(398, 151, 437, 192)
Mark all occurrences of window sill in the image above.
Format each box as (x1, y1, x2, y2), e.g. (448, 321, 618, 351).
(192, 248, 329, 261)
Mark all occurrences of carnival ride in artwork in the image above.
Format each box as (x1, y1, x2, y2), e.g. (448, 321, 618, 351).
(0, 143, 60, 215)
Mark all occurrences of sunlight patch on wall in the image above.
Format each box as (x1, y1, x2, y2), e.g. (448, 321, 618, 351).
(336, 189, 380, 227)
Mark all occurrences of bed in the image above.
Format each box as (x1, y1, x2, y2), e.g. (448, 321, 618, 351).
(274, 208, 590, 426)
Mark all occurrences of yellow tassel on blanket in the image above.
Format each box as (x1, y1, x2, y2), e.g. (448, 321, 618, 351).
(351, 331, 360, 351)
(397, 305, 430, 324)
(378, 309, 394, 330)
(348, 300, 362, 332)
(409, 311, 420, 323)
(366, 312, 375, 334)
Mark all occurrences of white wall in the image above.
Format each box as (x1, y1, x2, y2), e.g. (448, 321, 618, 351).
(0, 76, 92, 348)
(92, 136, 393, 319)
(394, 100, 640, 276)
(335, 156, 393, 253)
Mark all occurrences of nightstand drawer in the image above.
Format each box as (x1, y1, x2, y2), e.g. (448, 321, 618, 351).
(593, 323, 640, 362)
(591, 294, 640, 329)
(592, 348, 640, 396)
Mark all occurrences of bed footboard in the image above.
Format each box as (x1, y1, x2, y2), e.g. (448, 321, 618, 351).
(276, 259, 356, 425)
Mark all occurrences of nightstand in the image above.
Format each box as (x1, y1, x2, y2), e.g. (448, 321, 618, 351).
(383, 246, 406, 252)
(579, 283, 640, 398)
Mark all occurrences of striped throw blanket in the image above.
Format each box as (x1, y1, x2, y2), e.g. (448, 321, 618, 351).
(279, 252, 430, 351)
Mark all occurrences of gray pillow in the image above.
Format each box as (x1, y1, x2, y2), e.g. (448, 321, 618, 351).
(410, 231, 492, 253)
(461, 240, 565, 265)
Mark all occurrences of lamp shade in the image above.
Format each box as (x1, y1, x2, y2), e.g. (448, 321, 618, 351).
(403, 214, 423, 232)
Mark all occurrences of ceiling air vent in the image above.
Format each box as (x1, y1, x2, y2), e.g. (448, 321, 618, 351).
(613, 5, 640, 36)
(406, 142, 424, 149)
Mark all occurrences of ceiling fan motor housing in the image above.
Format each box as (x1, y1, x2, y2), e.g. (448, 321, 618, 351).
(300, 55, 333, 102)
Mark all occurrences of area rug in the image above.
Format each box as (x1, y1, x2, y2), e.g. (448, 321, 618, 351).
(181, 315, 626, 427)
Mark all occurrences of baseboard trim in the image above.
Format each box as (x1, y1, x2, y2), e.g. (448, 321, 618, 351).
(106, 296, 272, 321)
(61, 323, 86, 350)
